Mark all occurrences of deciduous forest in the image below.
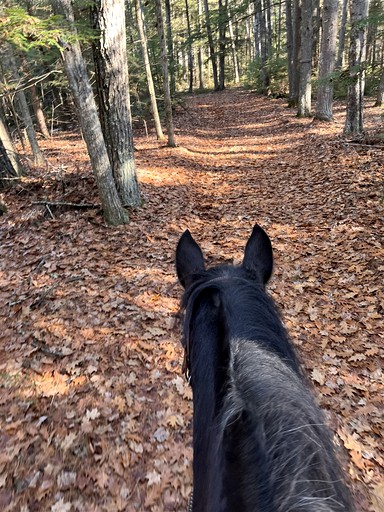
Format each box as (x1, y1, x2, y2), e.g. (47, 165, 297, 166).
(0, 0, 383, 511)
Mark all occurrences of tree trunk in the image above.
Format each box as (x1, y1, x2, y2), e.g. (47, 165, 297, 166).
(0, 110, 23, 181)
(135, 0, 165, 140)
(164, 0, 176, 98)
(344, 0, 369, 136)
(228, 18, 240, 83)
(335, 0, 348, 69)
(203, 0, 219, 91)
(155, 0, 176, 147)
(297, 0, 313, 116)
(374, 67, 384, 107)
(312, 0, 321, 68)
(291, 0, 302, 107)
(185, 0, 194, 93)
(92, 0, 141, 207)
(314, 0, 338, 121)
(1, 46, 45, 165)
(286, 0, 296, 103)
(51, 0, 129, 226)
(218, 0, 228, 91)
(254, 0, 269, 92)
(197, 0, 205, 89)
(30, 84, 51, 138)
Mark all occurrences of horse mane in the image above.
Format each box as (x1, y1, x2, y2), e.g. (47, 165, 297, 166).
(179, 264, 353, 512)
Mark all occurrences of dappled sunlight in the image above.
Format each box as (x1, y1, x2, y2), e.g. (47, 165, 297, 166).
(1, 89, 382, 512)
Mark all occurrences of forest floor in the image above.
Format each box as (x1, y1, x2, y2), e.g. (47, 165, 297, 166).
(0, 88, 383, 512)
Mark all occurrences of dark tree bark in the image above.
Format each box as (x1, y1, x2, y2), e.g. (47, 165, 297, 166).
(92, 0, 141, 207)
(203, 0, 219, 90)
(197, 0, 205, 89)
(135, 0, 164, 140)
(185, 0, 194, 93)
(344, 0, 369, 136)
(254, 0, 270, 92)
(164, 0, 176, 98)
(218, 0, 229, 91)
(51, 0, 129, 225)
(314, 0, 338, 121)
(155, 0, 176, 147)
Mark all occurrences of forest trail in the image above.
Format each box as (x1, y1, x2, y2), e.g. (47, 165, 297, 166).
(1, 88, 383, 511)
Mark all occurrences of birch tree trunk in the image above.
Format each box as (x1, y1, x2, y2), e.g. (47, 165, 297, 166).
(51, 0, 129, 226)
(314, 0, 338, 121)
(298, 0, 313, 116)
(135, 0, 164, 140)
(344, 0, 369, 136)
(155, 0, 176, 147)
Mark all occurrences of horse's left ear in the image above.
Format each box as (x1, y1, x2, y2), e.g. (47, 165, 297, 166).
(242, 224, 273, 285)
(176, 230, 205, 288)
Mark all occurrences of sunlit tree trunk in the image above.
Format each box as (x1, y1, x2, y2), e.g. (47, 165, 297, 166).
(155, 0, 176, 147)
(135, 0, 164, 140)
(298, 0, 313, 116)
(315, 0, 338, 121)
(344, 0, 369, 136)
(228, 18, 240, 83)
(51, 0, 129, 225)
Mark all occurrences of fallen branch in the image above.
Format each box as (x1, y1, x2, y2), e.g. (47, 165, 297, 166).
(31, 339, 70, 359)
(32, 200, 99, 209)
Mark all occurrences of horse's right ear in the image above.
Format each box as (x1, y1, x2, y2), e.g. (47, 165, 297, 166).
(176, 230, 205, 288)
(242, 224, 273, 285)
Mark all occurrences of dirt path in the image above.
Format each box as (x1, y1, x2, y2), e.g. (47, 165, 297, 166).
(1, 88, 383, 511)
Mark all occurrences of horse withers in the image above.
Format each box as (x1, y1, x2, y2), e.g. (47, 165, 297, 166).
(176, 224, 353, 512)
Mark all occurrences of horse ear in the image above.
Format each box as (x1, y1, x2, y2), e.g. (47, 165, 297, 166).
(176, 230, 205, 288)
(242, 224, 273, 285)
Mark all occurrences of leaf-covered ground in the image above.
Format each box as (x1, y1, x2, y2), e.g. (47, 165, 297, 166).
(0, 88, 383, 512)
